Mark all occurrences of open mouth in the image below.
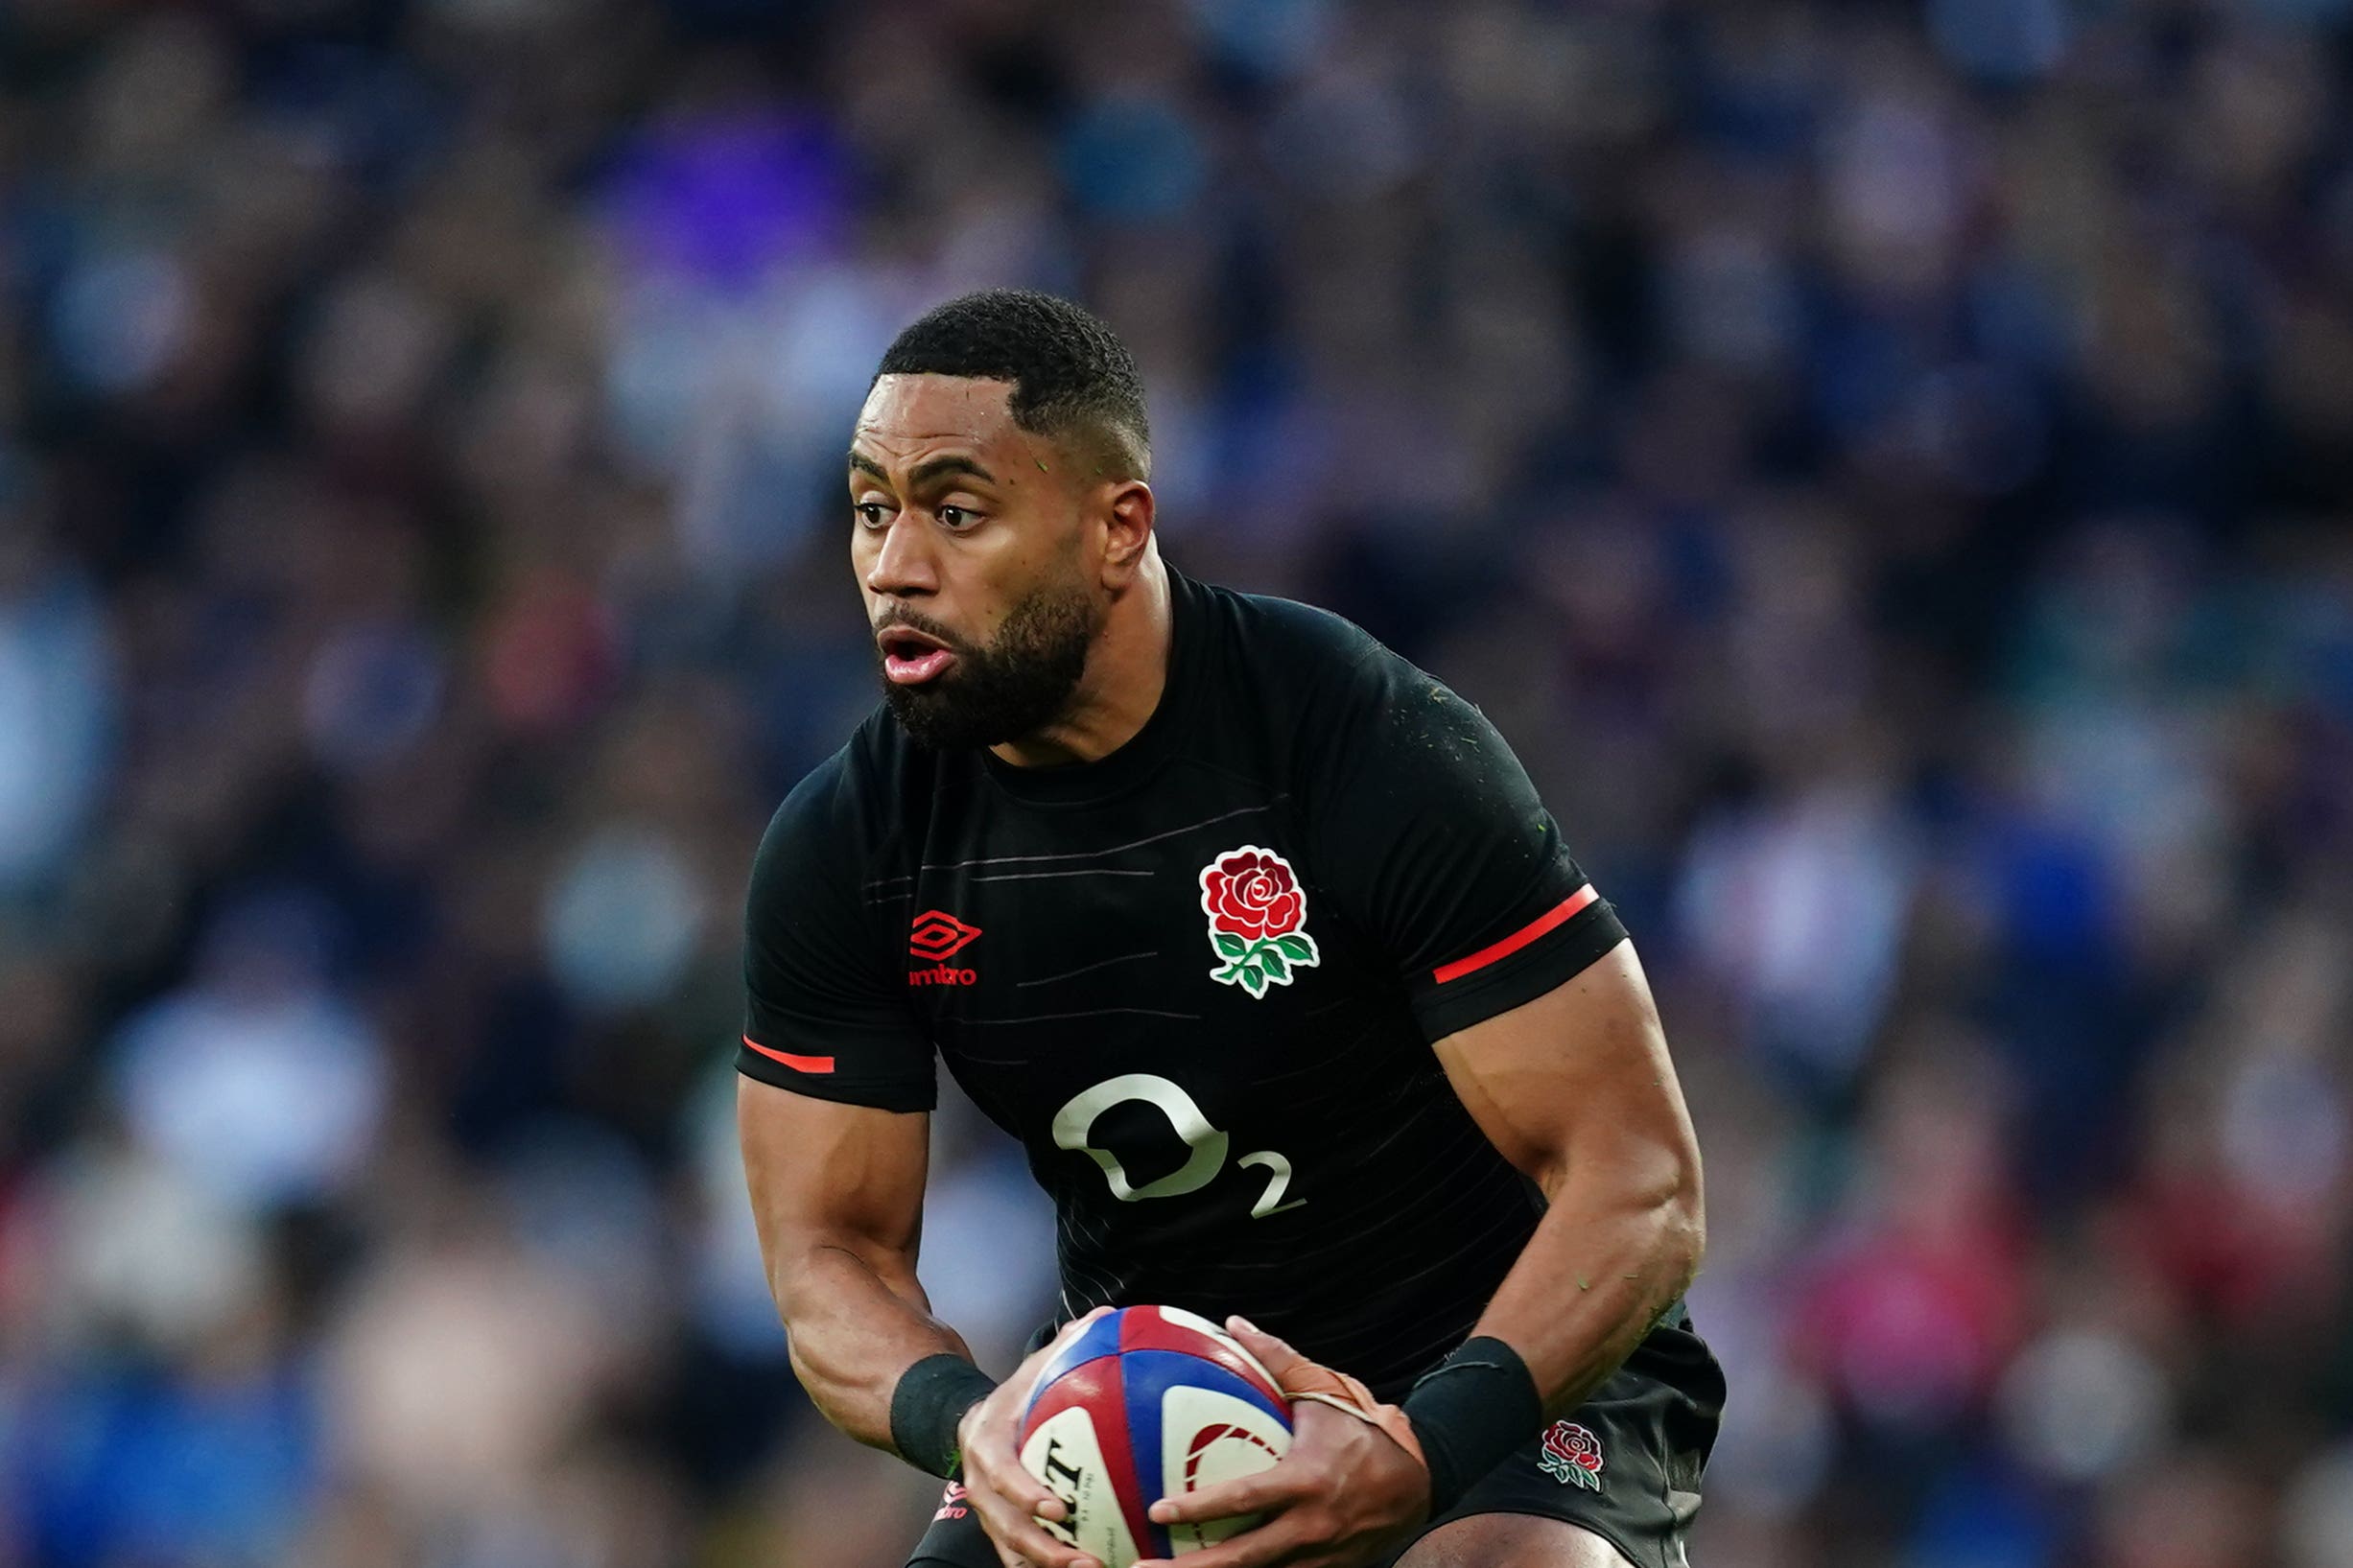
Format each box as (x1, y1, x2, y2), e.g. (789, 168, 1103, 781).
(878, 625, 958, 686)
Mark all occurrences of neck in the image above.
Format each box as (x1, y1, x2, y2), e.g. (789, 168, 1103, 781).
(990, 553, 1173, 768)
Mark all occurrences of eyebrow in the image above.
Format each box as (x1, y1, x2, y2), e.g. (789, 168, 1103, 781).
(846, 451, 999, 488)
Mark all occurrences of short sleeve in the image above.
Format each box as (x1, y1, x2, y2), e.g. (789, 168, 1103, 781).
(738, 758, 936, 1112)
(1306, 651, 1628, 1043)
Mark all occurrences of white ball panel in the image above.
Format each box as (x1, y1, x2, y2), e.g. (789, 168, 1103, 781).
(1160, 1385, 1291, 1554)
(1021, 1406, 1142, 1568)
(1154, 1304, 1233, 1342)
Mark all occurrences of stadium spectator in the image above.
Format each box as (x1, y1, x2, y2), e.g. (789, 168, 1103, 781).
(1, 2, 2349, 1564)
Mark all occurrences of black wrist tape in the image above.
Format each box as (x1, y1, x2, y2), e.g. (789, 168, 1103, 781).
(888, 1353, 999, 1480)
(1399, 1336, 1544, 1514)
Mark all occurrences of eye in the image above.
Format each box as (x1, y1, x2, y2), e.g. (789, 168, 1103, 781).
(937, 505, 979, 529)
(854, 502, 892, 528)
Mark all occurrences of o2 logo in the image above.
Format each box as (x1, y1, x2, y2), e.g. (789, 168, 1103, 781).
(1049, 1074, 1304, 1219)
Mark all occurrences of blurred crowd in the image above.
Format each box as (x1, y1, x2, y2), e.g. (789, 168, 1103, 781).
(3, 0, 2352, 1564)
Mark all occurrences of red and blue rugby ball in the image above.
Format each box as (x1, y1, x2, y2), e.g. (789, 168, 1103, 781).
(1017, 1305, 1294, 1566)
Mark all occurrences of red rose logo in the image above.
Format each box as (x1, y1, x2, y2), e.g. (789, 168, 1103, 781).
(1197, 845, 1321, 998)
(1202, 850, 1306, 943)
(1538, 1421, 1604, 1491)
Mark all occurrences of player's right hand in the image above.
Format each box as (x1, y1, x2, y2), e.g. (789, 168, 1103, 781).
(956, 1306, 1116, 1568)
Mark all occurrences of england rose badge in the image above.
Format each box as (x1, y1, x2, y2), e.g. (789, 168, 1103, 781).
(1198, 845, 1321, 997)
(1538, 1420, 1605, 1491)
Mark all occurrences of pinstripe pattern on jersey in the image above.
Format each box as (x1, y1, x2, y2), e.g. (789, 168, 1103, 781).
(864, 802, 1285, 889)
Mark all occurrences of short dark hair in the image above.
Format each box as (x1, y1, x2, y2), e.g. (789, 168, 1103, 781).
(874, 290, 1151, 479)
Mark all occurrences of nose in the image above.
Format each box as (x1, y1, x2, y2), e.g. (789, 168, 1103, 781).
(862, 511, 938, 599)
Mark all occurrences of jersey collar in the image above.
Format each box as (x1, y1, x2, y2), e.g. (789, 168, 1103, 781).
(979, 568, 1204, 807)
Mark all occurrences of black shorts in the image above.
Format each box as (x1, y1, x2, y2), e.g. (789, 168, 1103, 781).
(906, 1322, 1722, 1568)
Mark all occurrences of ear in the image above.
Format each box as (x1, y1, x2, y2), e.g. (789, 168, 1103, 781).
(1096, 480, 1157, 591)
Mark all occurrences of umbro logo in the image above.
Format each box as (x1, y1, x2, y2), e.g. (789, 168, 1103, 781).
(908, 909, 981, 986)
(909, 909, 982, 962)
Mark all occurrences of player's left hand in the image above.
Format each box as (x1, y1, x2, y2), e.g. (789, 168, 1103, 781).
(1136, 1318, 1430, 1568)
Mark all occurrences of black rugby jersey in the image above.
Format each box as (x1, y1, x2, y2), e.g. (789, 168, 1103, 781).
(740, 570, 1649, 1399)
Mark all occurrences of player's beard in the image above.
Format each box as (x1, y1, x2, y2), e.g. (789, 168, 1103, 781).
(877, 577, 1104, 751)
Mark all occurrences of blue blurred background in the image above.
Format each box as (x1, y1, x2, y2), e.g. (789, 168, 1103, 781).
(4, 1, 2353, 1564)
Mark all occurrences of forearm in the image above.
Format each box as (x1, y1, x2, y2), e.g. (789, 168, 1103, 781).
(776, 1238, 978, 1452)
(1473, 1158, 1704, 1416)
(738, 1080, 979, 1462)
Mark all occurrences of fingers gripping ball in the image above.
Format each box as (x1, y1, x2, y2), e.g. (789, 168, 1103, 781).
(1017, 1305, 1294, 1566)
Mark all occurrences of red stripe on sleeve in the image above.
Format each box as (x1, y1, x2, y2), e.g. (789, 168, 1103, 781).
(741, 1035, 836, 1074)
(1430, 884, 1599, 985)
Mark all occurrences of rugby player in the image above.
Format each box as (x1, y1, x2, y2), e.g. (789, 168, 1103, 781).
(737, 290, 1720, 1568)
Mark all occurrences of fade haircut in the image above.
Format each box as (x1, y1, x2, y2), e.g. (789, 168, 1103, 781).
(874, 290, 1151, 480)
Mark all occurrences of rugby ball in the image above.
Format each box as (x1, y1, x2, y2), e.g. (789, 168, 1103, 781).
(1017, 1305, 1293, 1566)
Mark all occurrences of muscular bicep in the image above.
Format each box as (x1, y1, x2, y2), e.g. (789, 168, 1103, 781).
(738, 1073, 931, 1304)
(1430, 941, 1700, 1210)
(1433, 941, 1707, 1413)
